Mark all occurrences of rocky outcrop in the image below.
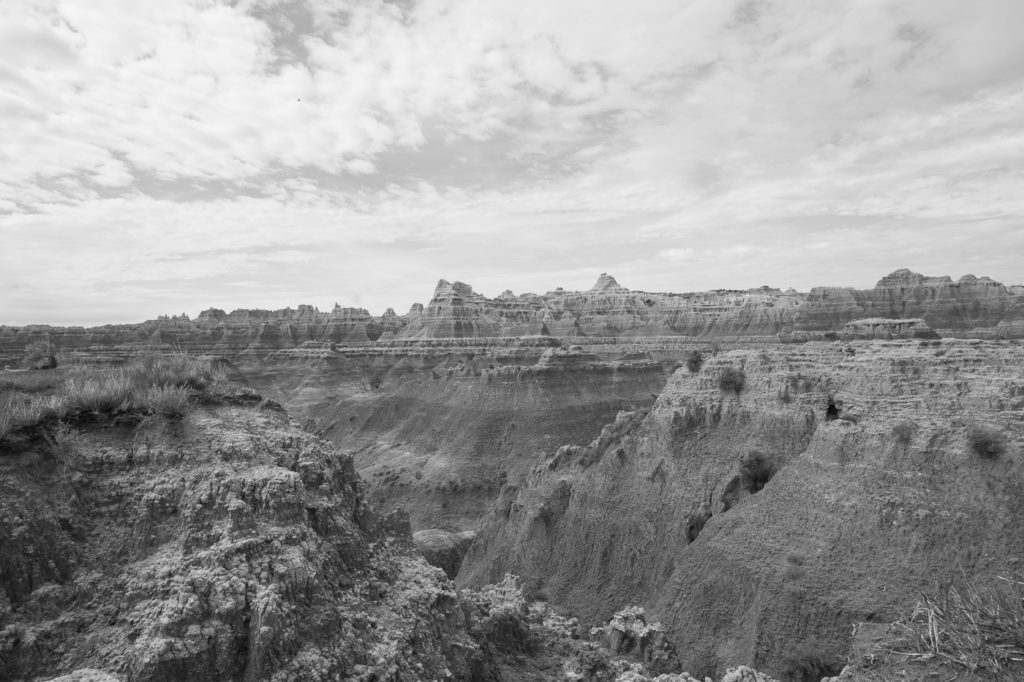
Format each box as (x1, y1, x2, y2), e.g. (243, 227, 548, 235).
(397, 270, 1024, 340)
(2, 271, 1021, 363)
(459, 340, 1024, 679)
(413, 529, 477, 579)
(0, 386, 500, 681)
(0, 305, 413, 363)
(241, 347, 674, 531)
(836, 317, 939, 340)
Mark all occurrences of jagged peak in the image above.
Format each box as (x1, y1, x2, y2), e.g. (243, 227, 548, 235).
(590, 273, 626, 292)
(433, 279, 475, 297)
(876, 269, 952, 288)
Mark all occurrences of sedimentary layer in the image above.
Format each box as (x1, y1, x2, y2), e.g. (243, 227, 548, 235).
(0, 387, 497, 680)
(3, 270, 1021, 364)
(238, 344, 675, 531)
(458, 339, 1024, 679)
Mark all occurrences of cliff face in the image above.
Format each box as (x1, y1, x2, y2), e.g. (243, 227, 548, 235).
(0, 387, 497, 681)
(458, 340, 1024, 679)
(2, 270, 1021, 363)
(397, 270, 1024, 340)
(0, 305, 409, 363)
(796, 269, 1024, 334)
(238, 345, 675, 531)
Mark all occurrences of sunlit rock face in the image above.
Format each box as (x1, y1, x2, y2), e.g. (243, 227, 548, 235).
(459, 340, 1024, 679)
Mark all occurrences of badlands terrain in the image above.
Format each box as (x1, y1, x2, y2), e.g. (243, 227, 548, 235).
(1, 270, 1023, 681)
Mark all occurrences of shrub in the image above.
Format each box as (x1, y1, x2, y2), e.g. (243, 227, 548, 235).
(967, 424, 1006, 459)
(739, 450, 774, 493)
(718, 366, 746, 393)
(685, 350, 704, 373)
(21, 339, 57, 369)
(892, 421, 916, 446)
(778, 640, 843, 682)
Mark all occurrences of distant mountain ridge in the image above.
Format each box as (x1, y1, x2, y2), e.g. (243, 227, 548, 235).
(2, 269, 1023, 359)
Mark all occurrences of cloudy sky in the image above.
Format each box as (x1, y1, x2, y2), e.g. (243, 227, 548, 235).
(2, 0, 1023, 325)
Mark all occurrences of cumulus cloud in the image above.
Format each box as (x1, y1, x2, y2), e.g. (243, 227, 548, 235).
(1, 0, 1023, 324)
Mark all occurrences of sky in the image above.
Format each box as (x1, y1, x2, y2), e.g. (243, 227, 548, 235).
(2, 0, 1023, 325)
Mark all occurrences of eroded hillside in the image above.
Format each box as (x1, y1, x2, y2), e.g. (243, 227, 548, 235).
(239, 343, 674, 532)
(459, 339, 1024, 679)
(0, 374, 505, 680)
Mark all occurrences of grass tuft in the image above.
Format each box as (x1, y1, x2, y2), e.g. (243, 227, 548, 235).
(886, 575, 1024, 675)
(0, 353, 225, 440)
(134, 385, 191, 418)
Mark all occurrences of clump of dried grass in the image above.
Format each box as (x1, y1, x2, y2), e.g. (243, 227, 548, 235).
(885, 575, 1024, 674)
(0, 353, 224, 439)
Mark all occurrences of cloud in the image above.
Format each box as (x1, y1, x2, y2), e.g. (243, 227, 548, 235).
(1, 0, 1023, 324)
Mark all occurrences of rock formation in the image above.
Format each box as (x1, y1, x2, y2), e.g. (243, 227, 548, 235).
(3, 270, 1022, 365)
(0, 384, 502, 680)
(459, 340, 1024, 679)
(398, 270, 1024, 340)
(240, 344, 674, 531)
(0, 369, 792, 682)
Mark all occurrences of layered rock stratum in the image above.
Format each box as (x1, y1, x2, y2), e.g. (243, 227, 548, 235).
(0, 369, 792, 682)
(3, 270, 1022, 365)
(0, 385, 503, 681)
(459, 339, 1024, 679)
(3, 270, 1024, 681)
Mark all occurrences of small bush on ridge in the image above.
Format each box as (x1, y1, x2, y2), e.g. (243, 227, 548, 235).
(685, 350, 704, 373)
(21, 339, 58, 370)
(718, 366, 746, 393)
(892, 421, 916, 446)
(967, 424, 1006, 459)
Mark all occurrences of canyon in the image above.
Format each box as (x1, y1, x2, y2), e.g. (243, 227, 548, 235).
(2, 270, 1023, 680)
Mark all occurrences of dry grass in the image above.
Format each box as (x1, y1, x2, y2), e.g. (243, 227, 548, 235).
(885, 575, 1024, 675)
(134, 385, 191, 418)
(0, 353, 225, 440)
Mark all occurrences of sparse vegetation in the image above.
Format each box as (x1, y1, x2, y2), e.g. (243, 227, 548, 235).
(21, 339, 58, 370)
(885, 575, 1024, 675)
(739, 449, 774, 493)
(0, 353, 224, 440)
(718, 366, 746, 393)
(685, 350, 704, 373)
(779, 640, 843, 682)
(892, 420, 917, 446)
(967, 424, 1007, 459)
